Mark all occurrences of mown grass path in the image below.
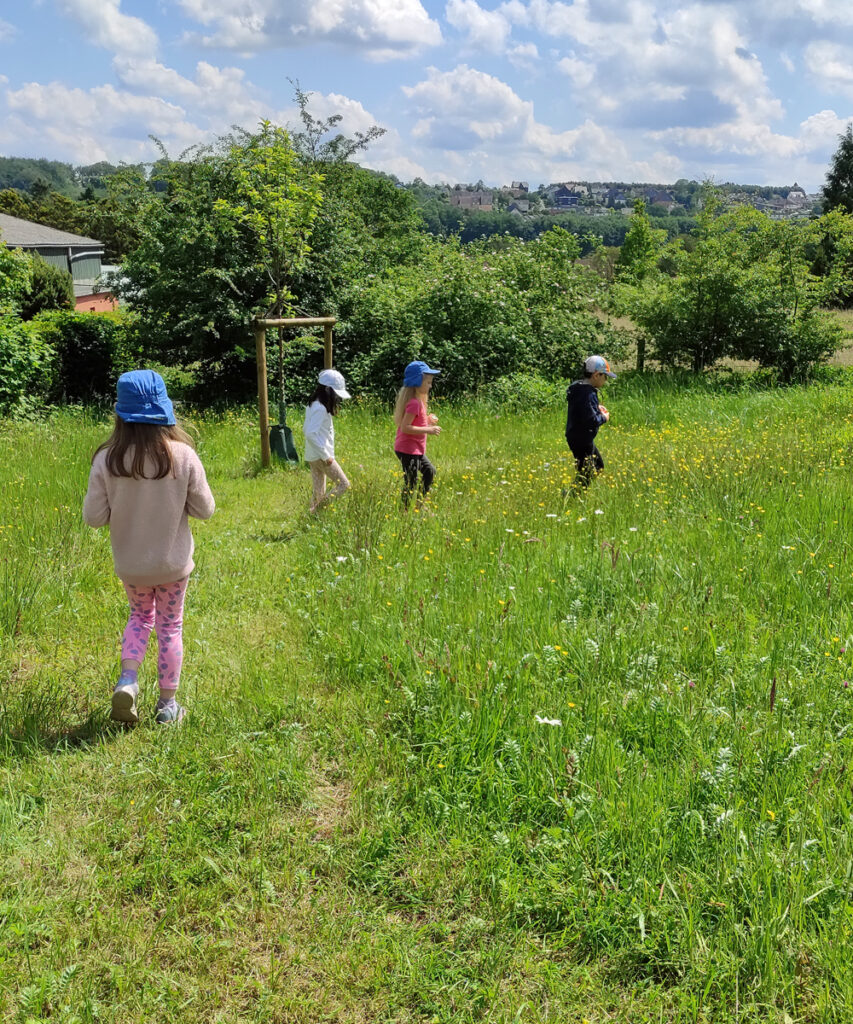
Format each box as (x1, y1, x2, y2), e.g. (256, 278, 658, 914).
(1, 381, 853, 1023)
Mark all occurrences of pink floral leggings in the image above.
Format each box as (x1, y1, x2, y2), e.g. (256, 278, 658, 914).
(121, 578, 189, 690)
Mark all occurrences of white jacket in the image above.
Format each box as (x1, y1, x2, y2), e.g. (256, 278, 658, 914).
(303, 401, 335, 462)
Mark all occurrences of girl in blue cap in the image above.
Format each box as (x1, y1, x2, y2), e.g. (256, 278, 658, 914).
(393, 360, 442, 507)
(83, 370, 215, 725)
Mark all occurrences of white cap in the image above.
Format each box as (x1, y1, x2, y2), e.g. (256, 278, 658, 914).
(318, 368, 350, 399)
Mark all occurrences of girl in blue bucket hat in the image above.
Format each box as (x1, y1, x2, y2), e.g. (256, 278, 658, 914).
(393, 360, 442, 508)
(83, 370, 215, 725)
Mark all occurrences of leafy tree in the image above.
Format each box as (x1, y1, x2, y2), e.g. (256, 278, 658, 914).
(290, 81, 386, 164)
(0, 156, 78, 196)
(633, 198, 842, 379)
(822, 124, 853, 214)
(614, 199, 666, 370)
(811, 208, 853, 307)
(19, 256, 75, 320)
(114, 123, 323, 396)
(212, 121, 324, 317)
(615, 200, 666, 283)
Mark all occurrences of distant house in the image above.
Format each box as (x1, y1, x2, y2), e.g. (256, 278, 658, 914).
(507, 180, 529, 198)
(553, 185, 580, 208)
(606, 188, 628, 207)
(0, 213, 115, 311)
(645, 189, 676, 212)
(508, 199, 530, 214)
(449, 189, 494, 211)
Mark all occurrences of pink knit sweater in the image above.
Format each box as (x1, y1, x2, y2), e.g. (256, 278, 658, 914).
(83, 441, 215, 586)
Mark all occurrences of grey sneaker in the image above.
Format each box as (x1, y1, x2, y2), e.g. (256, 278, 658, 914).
(155, 700, 186, 725)
(111, 683, 139, 724)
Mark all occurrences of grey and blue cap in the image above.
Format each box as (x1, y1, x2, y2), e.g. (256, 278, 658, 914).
(115, 370, 176, 425)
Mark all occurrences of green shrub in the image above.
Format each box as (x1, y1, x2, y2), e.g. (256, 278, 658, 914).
(483, 372, 565, 411)
(337, 230, 624, 398)
(31, 309, 140, 404)
(0, 314, 52, 415)
(19, 256, 74, 320)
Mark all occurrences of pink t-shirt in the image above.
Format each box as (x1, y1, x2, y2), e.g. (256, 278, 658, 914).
(395, 398, 427, 456)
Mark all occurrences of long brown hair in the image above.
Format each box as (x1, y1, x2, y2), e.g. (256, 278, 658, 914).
(93, 417, 195, 479)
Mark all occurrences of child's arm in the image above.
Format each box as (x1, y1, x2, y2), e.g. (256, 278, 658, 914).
(82, 459, 110, 527)
(588, 391, 607, 426)
(400, 404, 441, 436)
(185, 453, 215, 520)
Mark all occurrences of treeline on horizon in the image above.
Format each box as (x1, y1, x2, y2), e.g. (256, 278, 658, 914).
(0, 154, 806, 255)
(1, 116, 853, 419)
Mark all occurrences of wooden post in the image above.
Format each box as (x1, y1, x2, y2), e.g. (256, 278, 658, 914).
(254, 322, 271, 468)
(323, 322, 333, 369)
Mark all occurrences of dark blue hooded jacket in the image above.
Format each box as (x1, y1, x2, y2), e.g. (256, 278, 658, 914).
(565, 380, 606, 445)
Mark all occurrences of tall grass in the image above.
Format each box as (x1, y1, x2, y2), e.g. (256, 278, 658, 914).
(1, 378, 853, 1022)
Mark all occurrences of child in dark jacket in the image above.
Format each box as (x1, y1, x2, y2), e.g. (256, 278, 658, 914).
(565, 355, 616, 487)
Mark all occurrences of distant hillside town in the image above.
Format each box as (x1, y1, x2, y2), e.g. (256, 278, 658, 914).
(441, 179, 819, 220)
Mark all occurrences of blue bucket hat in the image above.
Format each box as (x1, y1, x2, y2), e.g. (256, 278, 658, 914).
(115, 370, 175, 425)
(403, 360, 441, 387)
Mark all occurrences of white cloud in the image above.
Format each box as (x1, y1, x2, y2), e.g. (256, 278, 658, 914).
(757, 0, 853, 27)
(557, 55, 595, 88)
(445, 0, 512, 52)
(804, 41, 853, 98)
(508, 42, 539, 68)
(113, 59, 260, 122)
(799, 108, 853, 152)
(57, 0, 158, 58)
(0, 19, 17, 43)
(177, 0, 441, 60)
(1, 81, 201, 163)
(402, 64, 683, 182)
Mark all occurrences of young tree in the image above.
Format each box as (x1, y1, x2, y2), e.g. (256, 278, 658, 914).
(822, 124, 853, 214)
(614, 199, 666, 369)
(114, 124, 323, 393)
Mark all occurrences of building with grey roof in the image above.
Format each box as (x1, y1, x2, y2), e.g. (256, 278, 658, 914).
(0, 212, 108, 303)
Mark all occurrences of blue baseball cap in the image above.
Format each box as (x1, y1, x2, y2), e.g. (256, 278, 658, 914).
(403, 360, 441, 387)
(115, 370, 176, 425)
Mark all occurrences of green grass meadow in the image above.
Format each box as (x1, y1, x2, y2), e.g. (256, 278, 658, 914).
(2, 379, 853, 1023)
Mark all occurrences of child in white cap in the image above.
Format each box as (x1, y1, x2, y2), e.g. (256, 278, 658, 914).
(565, 355, 616, 488)
(303, 368, 351, 513)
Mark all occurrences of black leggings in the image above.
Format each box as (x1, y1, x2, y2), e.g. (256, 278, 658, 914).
(395, 451, 435, 505)
(568, 441, 604, 487)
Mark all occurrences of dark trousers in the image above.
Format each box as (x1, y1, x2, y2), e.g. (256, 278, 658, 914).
(395, 451, 435, 505)
(567, 439, 604, 487)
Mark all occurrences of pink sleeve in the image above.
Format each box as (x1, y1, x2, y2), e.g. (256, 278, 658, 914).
(405, 399, 423, 418)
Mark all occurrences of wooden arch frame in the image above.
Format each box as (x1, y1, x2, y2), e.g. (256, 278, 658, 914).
(253, 316, 336, 467)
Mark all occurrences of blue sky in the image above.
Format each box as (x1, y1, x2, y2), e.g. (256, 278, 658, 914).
(2, 0, 853, 190)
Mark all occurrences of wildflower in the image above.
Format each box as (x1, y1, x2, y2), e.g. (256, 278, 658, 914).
(766, 810, 776, 821)
(534, 714, 562, 726)
(594, 509, 604, 515)
(629, 526, 638, 532)
(336, 556, 347, 563)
